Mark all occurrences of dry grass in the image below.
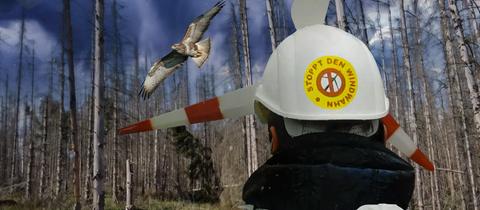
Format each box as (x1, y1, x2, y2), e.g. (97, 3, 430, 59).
(0, 195, 236, 210)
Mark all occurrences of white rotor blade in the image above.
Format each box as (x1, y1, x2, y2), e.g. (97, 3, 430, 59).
(291, 0, 329, 29)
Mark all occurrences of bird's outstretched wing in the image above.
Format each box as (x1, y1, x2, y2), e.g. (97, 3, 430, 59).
(139, 51, 187, 99)
(181, 1, 225, 44)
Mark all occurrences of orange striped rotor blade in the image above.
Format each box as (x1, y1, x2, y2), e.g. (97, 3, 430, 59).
(119, 120, 153, 135)
(119, 85, 257, 135)
(382, 114, 435, 171)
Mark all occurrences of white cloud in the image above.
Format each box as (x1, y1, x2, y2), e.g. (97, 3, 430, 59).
(0, 19, 56, 59)
(367, 0, 439, 49)
(130, 0, 168, 57)
(208, 31, 229, 69)
(369, 28, 394, 46)
(251, 62, 265, 84)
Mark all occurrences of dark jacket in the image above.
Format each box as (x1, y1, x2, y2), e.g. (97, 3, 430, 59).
(242, 132, 415, 210)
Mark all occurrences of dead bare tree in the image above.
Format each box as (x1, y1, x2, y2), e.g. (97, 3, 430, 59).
(387, 0, 400, 118)
(62, 0, 81, 208)
(84, 10, 95, 202)
(11, 10, 26, 188)
(111, 0, 121, 202)
(1, 73, 9, 182)
(93, 0, 106, 209)
(375, 1, 387, 92)
(335, 0, 348, 31)
(55, 12, 67, 198)
(238, 0, 258, 176)
(358, 0, 368, 45)
(265, 0, 277, 50)
(39, 58, 54, 199)
(229, 5, 243, 90)
(25, 46, 35, 200)
(125, 159, 134, 210)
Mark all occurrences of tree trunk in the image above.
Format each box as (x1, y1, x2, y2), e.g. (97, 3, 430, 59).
(140, 54, 150, 196)
(25, 47, 35, 200)
(21, 100, 28, 177)
(153, 128, 159, 194)
(55, 15, 67, 198)
(38, 100, 48, 199)
(125, 159, 134, 210)
(25, 108, 35, 200)
(11, 10, 25, 188)
(1, 74, 9, 182)
(229, 10, 249, 178)
(84, 86, 93, 202)
(39, 58, 53, 199)
(133, 44, 141, 201)
(448, 1, 479, 208)
(112, 0, 120, 202)
(161, 129, 168, 199)
(229, 5, 243, 90)
(335, 0, 347, 31)
(387, 0, 400, 118)
(84, 2, 95, 201)
(131, 41, 139, 165)
(399, 0, 423, 209)
(62, 0, 81, 208)
(239, 0, 258, 177)
(265, 0, 276, 50)
(153, 89, 163, 194)
(358, 0, 369, 45)
(48, 58, 54, 198)
(376, 1, 387, 92)
(440, 111, 456, 206)
(93, 0, 106, 209)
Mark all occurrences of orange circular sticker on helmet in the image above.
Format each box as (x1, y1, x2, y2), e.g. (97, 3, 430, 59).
(304, 56, 358, 109)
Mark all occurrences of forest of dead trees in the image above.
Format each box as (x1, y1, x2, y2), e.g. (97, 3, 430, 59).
(0, 0, 480, 209)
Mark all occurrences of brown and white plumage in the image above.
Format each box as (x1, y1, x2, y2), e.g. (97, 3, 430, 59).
(139, 51, 187, 99)
(181, 1, 225, 43)
(172, 0, 225, 67)
(139, 1, 225, 99)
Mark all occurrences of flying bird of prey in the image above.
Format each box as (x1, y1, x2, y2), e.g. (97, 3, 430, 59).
(139, 1, 225, 99)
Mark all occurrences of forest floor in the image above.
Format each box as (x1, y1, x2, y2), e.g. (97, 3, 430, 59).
(0, 194, 228, 210)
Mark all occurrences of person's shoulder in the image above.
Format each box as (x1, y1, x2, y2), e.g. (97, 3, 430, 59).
(357, 204, 403, 210)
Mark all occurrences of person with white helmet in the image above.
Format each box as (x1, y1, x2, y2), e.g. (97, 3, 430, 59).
(238, 21, 414, 209)
(119, 0, 433, 209)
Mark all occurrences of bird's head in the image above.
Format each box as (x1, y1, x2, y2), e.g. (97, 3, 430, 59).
(171, 43, 186, 54)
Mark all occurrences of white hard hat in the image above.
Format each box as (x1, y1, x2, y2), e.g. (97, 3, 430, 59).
(255, 24, 389, 121)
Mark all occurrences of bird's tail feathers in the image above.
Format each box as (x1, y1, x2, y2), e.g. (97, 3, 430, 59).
(193, 38, 211, 68)
(138, 80, 145, 97)
(138, 80, 151, 100)
(215, 0, 226, 9)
